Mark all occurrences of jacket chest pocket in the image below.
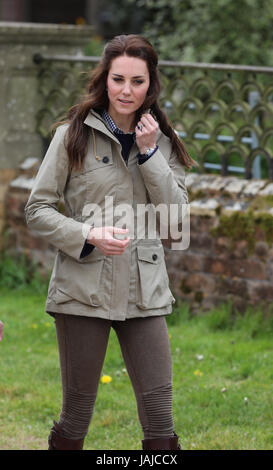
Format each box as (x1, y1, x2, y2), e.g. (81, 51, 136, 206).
(136, 244, 175, 310)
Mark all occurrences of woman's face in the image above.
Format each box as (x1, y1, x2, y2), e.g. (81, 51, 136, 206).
(106, 55, 150, 121)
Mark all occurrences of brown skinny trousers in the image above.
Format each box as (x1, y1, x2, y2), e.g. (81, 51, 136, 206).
(54, 313, 175, 440)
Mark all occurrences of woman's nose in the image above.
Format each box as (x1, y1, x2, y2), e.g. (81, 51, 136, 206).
(122, 81, 131, 95)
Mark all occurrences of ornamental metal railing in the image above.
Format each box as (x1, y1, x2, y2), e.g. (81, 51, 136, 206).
(33, 53, 273, 179)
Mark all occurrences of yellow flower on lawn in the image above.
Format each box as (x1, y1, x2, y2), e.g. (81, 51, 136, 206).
(194, 369, 203, 377)
(30, 324, 38, 329)
(101, 375, 112, 384)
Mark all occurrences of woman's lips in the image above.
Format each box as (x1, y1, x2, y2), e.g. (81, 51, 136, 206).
(118, 99, 133, 104)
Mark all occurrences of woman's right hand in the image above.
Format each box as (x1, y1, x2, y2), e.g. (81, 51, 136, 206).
(87, 226, 130, 256)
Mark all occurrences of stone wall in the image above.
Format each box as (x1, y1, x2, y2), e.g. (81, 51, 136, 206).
(0, 21, 94, 247)
(166, 173, 273, 313)
(4, 157, 57, 272)
(4, 161, 273, 313)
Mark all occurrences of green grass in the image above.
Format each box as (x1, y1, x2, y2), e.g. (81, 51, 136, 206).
(0, 288, 272, 450)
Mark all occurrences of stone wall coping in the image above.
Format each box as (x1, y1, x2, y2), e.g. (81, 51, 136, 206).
(0, 21, 94, 45)
(19, 157, 39, 171)
(9, 175, 36, 191)
(185, 173, 273, 197)
(260, 182, 273, 196)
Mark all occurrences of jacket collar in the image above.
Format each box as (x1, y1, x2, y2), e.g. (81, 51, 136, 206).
(84, 109, 120, 145)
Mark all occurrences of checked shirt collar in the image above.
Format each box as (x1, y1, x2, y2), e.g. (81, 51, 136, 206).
(101, 109, 136, 141)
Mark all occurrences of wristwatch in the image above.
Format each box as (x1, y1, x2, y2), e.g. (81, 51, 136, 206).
(141, 146, 158, 157)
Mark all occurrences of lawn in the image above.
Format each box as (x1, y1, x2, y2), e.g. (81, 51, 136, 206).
(0, 288, 272, 450)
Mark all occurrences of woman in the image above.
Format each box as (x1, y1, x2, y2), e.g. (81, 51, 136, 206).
(25, 34, 195, 450)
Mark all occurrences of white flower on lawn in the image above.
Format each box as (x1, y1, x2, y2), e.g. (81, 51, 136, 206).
(196, 354, 204, 361)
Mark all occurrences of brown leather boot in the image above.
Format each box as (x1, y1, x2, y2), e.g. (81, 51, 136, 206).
(142, 432, 182, 450)
(48, 421, 84, 450)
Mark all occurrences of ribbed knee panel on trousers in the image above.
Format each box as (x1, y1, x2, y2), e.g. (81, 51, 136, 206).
(59, 388, 97, 440)
(141, 383, 174, 439)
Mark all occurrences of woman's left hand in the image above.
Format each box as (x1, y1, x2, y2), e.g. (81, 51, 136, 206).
(135, 113, 159, 154)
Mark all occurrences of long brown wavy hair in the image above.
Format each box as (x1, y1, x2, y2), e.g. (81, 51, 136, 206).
(56, 34, 197, 171)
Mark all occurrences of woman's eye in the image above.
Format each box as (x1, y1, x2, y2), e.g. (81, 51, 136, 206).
(112, 77, 144, 85)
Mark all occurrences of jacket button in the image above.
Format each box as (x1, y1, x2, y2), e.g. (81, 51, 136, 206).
(152, 254, 158, 261)
(102, 156, 109, 163)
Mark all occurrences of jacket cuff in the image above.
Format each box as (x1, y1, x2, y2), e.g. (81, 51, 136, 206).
(137, 147, 170, 173)
(137, 146, 158, 165)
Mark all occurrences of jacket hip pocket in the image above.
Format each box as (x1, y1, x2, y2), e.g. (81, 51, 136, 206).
(53, 251, 105, 307)
(136, 244, 175, 310)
